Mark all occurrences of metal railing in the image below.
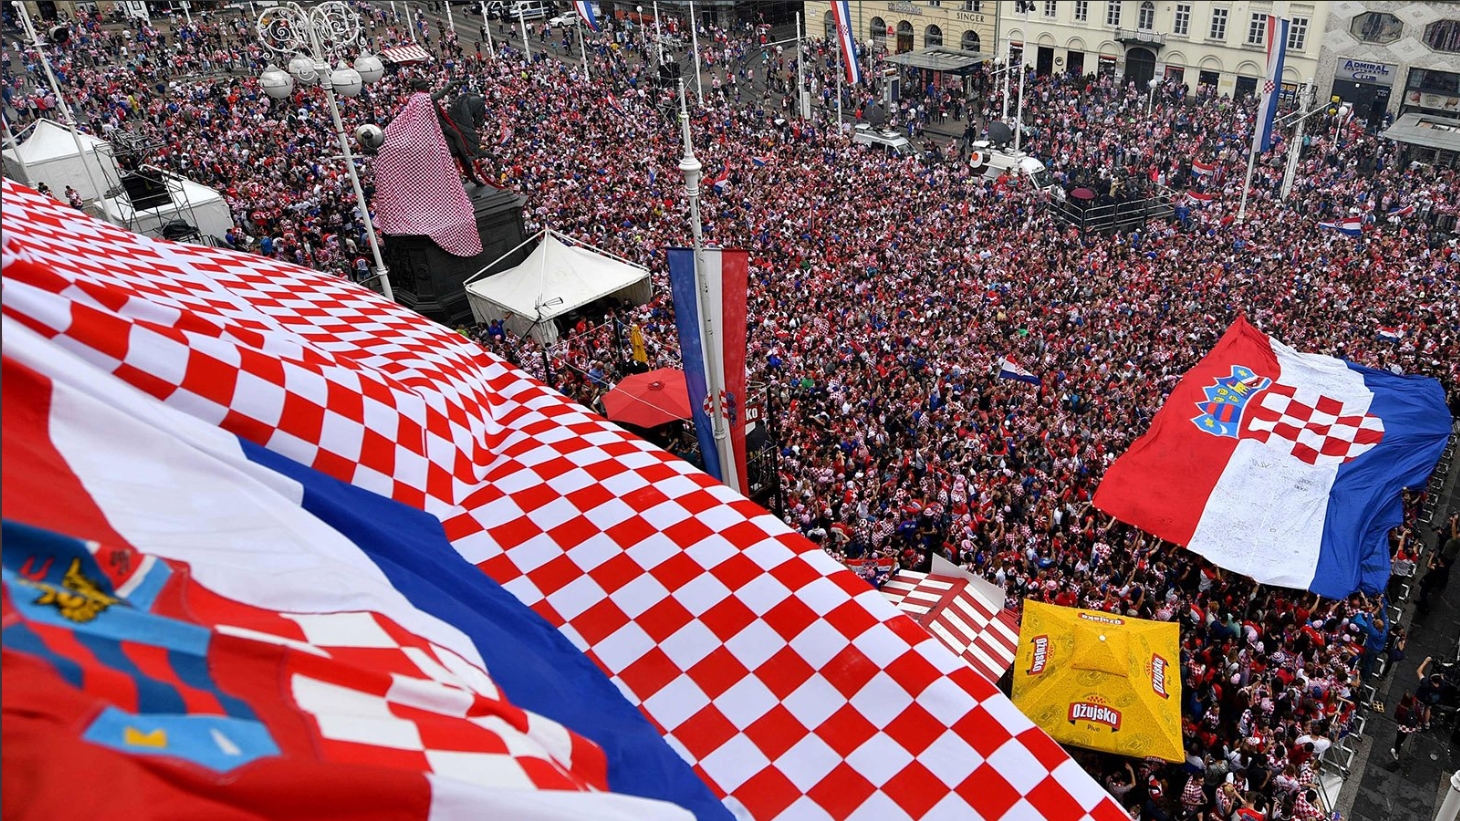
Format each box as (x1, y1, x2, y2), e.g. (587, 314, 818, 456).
(1115, 28, 1166, 46)
(1045, 190, 1175, 234)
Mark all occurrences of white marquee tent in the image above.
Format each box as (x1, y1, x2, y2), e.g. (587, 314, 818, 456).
(465, 229, 652, 344)
(1, 119, 119, 203)
(101, 172, 233, 245)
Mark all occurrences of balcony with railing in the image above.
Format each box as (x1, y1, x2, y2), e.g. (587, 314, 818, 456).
(1115, 28, 1167, 48)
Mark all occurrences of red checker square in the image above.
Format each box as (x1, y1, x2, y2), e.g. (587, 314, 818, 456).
(531, 455, 580, 482)
(805, 762, 877, 820)
(827, 570, 878, 599)
(236, 348, 286, 385)
(953, 707, 1013, 756)
(1290, 443, 1320, 465)
(587, 552, 642, 594)
(1268, 383, 1297, 398)
(568, 598, 633, 646)
(1320, 437, 1353, 457)
(688, 646, 752, 699)
(1092, 795, 1136, 821)
(546, 516, 601, 552)
(113, 362, 180, 401)
(1313, 394, 1344, 417)
(393, 484, 428, 511)
(744, 704, 809, 760)
(958, 764, 1021, 819)
(405, 709, 509, 754)
(358, 430, 400, 474)
(1282, 402, 1316, 423)
(645, 551, 704, 592)
(599, 440, 641, 458)
(699, 597, 756, 643)
(513, 481, 561, 514)
(731, 767, 802, 821)
(755, 646, 816, 700)
(673, 704, 739, 759)
(322, 375, 367, 421)
(880, 760, 950, 818)
(603, 515, 658, 550)
(673, 488, 721, 516)
(1026, 774, 1085, 821)
(616, 647, 684, 698)
(762, 597, 819, 643)
(487, 517, 543, 551)
(814, 704, 878, 757)
(767, 556, 822, 592)
(708, 552, 764, 592)
(635, 461, 680, 484)
(221, 408, 284, 450)
(67, 303, 133, 362)
(309, 445, 364, 484)
(178, 350, 242, 405)
(277, 390, 327, 439)
(1354, 425, 1384, 445)
(1271, 421, 1304, 441)
(822, 645, 881, 700)
(883, 653, 942, 700)
(523, 554, 584, 597)
(720, 520, 774, 552)
(822, 599, 881, 642)
(621, 484, 671, 511)
(582, 457, 628, 482)
(565, 481, 615, 513)
(882, 703, 945, 756)
(884, 615, 936, 648)
(636, 597, 695, 643)
(1017, 727, 1072, 772)
(515, 757, 583, 791)
(663, 516, 714, 550)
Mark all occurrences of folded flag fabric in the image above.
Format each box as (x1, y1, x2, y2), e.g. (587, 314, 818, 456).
(1187, 191, 1215, 205)
(998, 356, 1043, 385)
(1, 179, 1126, 821)
(1191, 161, 1216, 176)
(1093, 317, 1451, 599)
(1377, 326, 1405, 342)
(829, 1, 862, 85)
(1318, 217, 1362, 236)
(1387, 203, 1415, 219)
(573, 0, 601, 32)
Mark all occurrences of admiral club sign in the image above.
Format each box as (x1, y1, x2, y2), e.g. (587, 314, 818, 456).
(1335, 59, 1396, 87)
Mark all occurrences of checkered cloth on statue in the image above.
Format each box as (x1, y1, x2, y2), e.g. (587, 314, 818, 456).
(374, 92, 483, 257)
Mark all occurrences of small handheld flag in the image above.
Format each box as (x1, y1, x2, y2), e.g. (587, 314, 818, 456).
(1318, 217, 1362, 237)
(998, 356, 1042, 385)
(750, 155, 771, 168)
(710, 165, 729, 194)
(1191, 161, 1216, 177)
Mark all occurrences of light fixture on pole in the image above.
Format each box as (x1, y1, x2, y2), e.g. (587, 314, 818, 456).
(1013, 0, 1032, 154)
(1147, 77, 1160, 118)
(256, 1, 393, 302)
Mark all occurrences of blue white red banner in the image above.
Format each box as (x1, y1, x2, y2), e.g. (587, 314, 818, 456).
(1252, 16, 1290, 154)
(573, 1, 600, 31)
(1319, 216, 1363, 236)
(1094, 317, 1451, 598)
(666, 248, 749, 496)
(830, 1, 862, 85)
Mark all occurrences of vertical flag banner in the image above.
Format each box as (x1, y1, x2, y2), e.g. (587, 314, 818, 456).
(1253, 16, 1290, 154)
(665, 247, 749, 496)
(3, 180, 1129, 821)
(830, 1, 862, 85)
(573, 1, 601, 32)
(1093, 317, 1451, 599)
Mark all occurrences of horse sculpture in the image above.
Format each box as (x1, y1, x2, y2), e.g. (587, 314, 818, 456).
(412, 79, 488, 187)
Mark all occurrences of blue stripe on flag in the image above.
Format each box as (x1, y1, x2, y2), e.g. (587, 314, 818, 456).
(667, 248, 722, 482)
(237, 440, 732, 821)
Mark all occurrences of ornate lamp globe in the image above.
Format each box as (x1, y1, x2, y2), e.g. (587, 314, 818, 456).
(331, 62, 363, 97)
(353, 52, 384, 85)
(260, 64, 296, 99)
(287, 53, 318, 84)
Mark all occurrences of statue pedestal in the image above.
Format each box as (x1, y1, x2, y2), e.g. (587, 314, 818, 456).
(383, 184, 528, 328)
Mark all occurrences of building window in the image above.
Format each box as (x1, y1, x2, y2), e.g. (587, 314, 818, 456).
(1074, 1, 1088, 23)
(1247, 13, 1266, 46)
(870, 16, 886, 44)
(1287, 16, 1308, 51)
(1173, 4, 1190, 36)
(1424, 20, 1460, 53)
(962, 1, 980, 11)
(928, 0, 942, 7)
(1351, 12, 1402, 45)
(1106, 2, 1120, 27)
(824, 11, 835, 40)
(961, 30, 981, 52)
(1209, 8, 1228, 41)
(1045, 1, 1058, 18)
(926, 25, 944, 47)
(1138, 1, 1154, 31)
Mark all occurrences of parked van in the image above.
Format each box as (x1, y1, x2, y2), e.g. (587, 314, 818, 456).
(508, 1, 552, 21)
(851, 124, 916, 158)
(969, 140, 1063, 198)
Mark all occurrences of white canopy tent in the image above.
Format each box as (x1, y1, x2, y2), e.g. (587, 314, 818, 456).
(101, 171, 233, 245)
(1, 119, 119, 202)
(465, 229, 652, 344)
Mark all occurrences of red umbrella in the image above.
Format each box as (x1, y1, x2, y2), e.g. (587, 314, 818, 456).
(601, 368, 693, 428)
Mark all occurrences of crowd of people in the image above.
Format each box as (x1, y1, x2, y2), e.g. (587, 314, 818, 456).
(5, 5, 1459, 821)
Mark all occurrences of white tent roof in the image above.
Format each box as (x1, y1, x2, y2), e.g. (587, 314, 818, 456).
(101, 173, 233, 243)
(3, 118, 108, 164)
(465, 230, 651, 343)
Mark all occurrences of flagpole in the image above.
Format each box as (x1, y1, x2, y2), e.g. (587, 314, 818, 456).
(484, 14, 496, 59)
(577, 19, 589, 79)
(689, 1, 703, 104)
(653, 0, 663, 67)
(1281, 80, 1310, 200)
(404, 2, 417, 43)
(676, 78, 734, 489)
(445, 0, 455, 33)
(520, 12, 531, 59)
(796, 11, 807, 120)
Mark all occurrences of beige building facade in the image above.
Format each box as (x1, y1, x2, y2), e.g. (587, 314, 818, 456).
(802, 1, 999, 59)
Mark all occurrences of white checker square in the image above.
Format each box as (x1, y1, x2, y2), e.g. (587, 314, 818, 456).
(981, 691, 1037, 737)
(624, 536, 683, 570)
(523, 711, 576, 769)
(640, 499, 699, 530)
(279, 361, 330, 406)
(851, 623, 908, 668)
(527, 496, 584, 531)
(845, 733, 914, 787)
(724, 620, 786, 670)
(775, 732, 842, 792)
(641, 674, 711, 731)
(283, 611, 396, 648)
(593, 622, 657, 672)
(565, 536, 629, 574)
(919, 731, 984, 787)
(658, 618, 721, 670)
(386, 673, 474, 717)
(985, 734, 1048, 794)
(797, 577, 852, 616)
(424, 429, 458, 466)
(742, 539, 796, 570)
(361, 395, 402, 438)
(544, 574, 608, 621)
(736, 574, 794, 616)
(1055, 758, 1115, 811)
(780, 674, 842, 730)
(425, 750, 536, 790)
(844, 788, 904, 821)
(697, 732, 772, 793)
(848, 672, 915, 727)
(318, 410, 365, 460)
(671, 573, 733, 617)
(126, 324, 191, 385)
(229, 368, 289, 425)
(599, 468, 651, 498)
(716, 675, 779, 730)
(610, 572, 673, 619)
(291, 675, 423, 750)
(684, 535, 738, 570)
(788, 618, 851, 669)
(778, 796, 839, 821)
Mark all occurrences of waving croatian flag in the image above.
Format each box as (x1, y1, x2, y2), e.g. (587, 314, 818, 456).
(1191, 161, 1217, 177)
(1251, 16, 1290, 154)
(573, 1, 600, 31)
(998, 355, 1043, 385)
(750, 155, 771, 168)
(830, 1, 862, 85)
(1377, 326, 1405, 342)
(1094, 317, 1451, 599)
(1388, 203, 1415, 219)
(709, 165, 729, 194)
(1318, 216, 1363, 236)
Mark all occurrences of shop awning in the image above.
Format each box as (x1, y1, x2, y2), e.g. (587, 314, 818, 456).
(883, 48, 992, 75)
(380, 44, 432, 65)
(1381, 112, 1460, 154)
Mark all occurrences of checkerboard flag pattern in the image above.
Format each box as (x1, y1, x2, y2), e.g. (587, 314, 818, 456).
(880, 571, 1021, 686)
(2, 179, 1127, 821)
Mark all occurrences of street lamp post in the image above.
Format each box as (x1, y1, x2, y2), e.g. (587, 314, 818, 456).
(1147, 77, 1160, 118)
(256, 2, 393, 301)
